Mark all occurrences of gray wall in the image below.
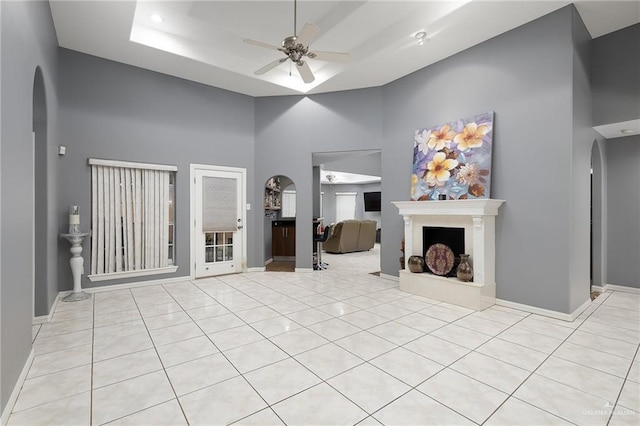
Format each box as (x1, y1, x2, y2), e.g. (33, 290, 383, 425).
(321, 182, 382, 228)
(254, 89, 384, 269)
(324, 151, 382, 177)
(592, 24, 640, 126)
(57, 49, 255, 289)
(382, 6, 581, 313)
(0, 0, 59, 414)
(606, 135, 640, 287)
(569, 8, 598, 310)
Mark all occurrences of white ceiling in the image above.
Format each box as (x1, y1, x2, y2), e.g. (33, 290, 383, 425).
(49, 1, 640, 98)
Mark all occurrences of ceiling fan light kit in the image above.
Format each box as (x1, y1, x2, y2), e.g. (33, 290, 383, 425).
(244, 0, 349, 84)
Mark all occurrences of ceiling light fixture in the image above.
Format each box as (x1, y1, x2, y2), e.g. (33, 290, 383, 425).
(149, 13, 164, 23)
(620, 129, 633, 134)
(415, 31, 427, 46)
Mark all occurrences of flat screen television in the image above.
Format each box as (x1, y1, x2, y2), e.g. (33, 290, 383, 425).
(363, 191, 382, 212)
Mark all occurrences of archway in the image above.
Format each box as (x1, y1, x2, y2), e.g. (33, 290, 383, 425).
(264, 175, 297, 272)
(33, 67, 48, 317)
(590, 140, 605, 293)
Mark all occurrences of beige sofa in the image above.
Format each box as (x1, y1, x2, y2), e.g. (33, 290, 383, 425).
(323, 220, 377, 254)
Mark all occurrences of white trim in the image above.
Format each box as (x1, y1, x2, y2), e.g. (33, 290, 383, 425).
(379, 273, 399, 282)
(85, 275, 192, 293)
(32, 292, 64, 325)
(247, 267, 266, 272)
(295, 267, 314, 273)
(1, 349, 34, 426)
(87, 266, 178, 282)
(89, 158, 177, 172)
(32, 132, 36, 323)
(591, 285, 605, 293)
(335, 192, 358, 196)
(264, 258, 273, 266)
(392, 199, 505, 217)
(603, 283, 640, 294)
(495, 297, 591, 322)
(190, 164, 248, 279)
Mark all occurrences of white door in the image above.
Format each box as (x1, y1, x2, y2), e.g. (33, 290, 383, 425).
(194, 167, 245, 278)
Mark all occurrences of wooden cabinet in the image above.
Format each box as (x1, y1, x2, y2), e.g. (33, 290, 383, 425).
(272, 221, 296, 258)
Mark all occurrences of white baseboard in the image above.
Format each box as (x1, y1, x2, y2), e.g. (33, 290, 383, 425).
(264, 258, 273, 266)
(495, 297, 591, 322)
(379, 273, 399, 282)
(247, 267, 266, 272)
(32, 292, 65, 325)
(1, 349, 34, 426)
(294, 267, 314, 273)
(85, 275, 193, 293)
(603, 283, 640, 294)
(591, 285, 605, 293)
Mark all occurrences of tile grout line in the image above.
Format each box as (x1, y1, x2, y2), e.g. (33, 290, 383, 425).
(26, 277, 638, 426)
(176, 280, 290, 425)
(476, 289, 628, 425)
(605, 343, 640, 426)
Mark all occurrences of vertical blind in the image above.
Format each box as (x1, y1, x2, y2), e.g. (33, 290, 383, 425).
(89, 159, 176, 275)
(281, 190, 296, 218)
(335, 192, 357, 222)
(203, 176, 238, 232)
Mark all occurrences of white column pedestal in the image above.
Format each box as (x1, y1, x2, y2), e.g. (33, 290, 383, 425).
(60, 233, 91, 302)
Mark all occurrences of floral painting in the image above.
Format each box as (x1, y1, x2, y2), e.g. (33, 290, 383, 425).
(411, 112, 494, 201)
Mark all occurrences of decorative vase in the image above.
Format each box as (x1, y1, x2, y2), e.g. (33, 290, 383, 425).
(456, 254, 473, 282)
(407, 255, 425, 273)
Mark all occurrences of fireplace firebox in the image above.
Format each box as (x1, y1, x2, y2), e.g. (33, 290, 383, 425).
(422, 226, 465, 277)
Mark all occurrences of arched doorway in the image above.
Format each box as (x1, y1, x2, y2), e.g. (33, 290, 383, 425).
(590, 140, 605, 294)
(264, 175, 297, 272)
(33, 67, 49, 317)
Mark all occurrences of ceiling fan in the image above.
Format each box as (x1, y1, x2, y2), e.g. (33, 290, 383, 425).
(243, 0, 349, 83)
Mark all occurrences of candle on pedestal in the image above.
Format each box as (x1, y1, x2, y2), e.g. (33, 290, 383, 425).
(69, 205, 80, 234)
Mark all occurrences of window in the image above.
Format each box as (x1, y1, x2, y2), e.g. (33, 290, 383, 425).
(335, 192, 357, 222)
(281, 190, 296, 218)
(88, 159, 178, 281)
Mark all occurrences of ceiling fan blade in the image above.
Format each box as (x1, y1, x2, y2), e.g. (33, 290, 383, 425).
(308, 50, 350, 63)
(296, 61, 315, 83)
(254, 58, 288, 76)
(296, 23, 320, 46)
(244, 38, 282, 51)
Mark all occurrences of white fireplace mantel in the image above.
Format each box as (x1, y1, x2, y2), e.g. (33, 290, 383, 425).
(392, 199, 505, 310)
(393, 199, 504, 217)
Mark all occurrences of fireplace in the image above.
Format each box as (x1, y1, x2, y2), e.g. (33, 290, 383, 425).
(423, 226, 465, 277)
(392, 199, 504, 310)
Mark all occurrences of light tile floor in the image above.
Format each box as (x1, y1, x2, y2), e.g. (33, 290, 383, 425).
(11, 248, 640, 425)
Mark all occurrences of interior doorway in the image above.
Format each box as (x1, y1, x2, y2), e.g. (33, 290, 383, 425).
(33, 67, 48, 318)
(590, 140, 605, 296)
(264, 175, 296, 272)
(312, 150, 382, 275)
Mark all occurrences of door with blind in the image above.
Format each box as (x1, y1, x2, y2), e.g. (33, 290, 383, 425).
(193, 167, 245, 278)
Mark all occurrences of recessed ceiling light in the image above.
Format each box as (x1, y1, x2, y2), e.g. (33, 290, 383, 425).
(620, 129, 633, 134)
(149, 13, 164, 23)
(415, 31, 427, 46)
